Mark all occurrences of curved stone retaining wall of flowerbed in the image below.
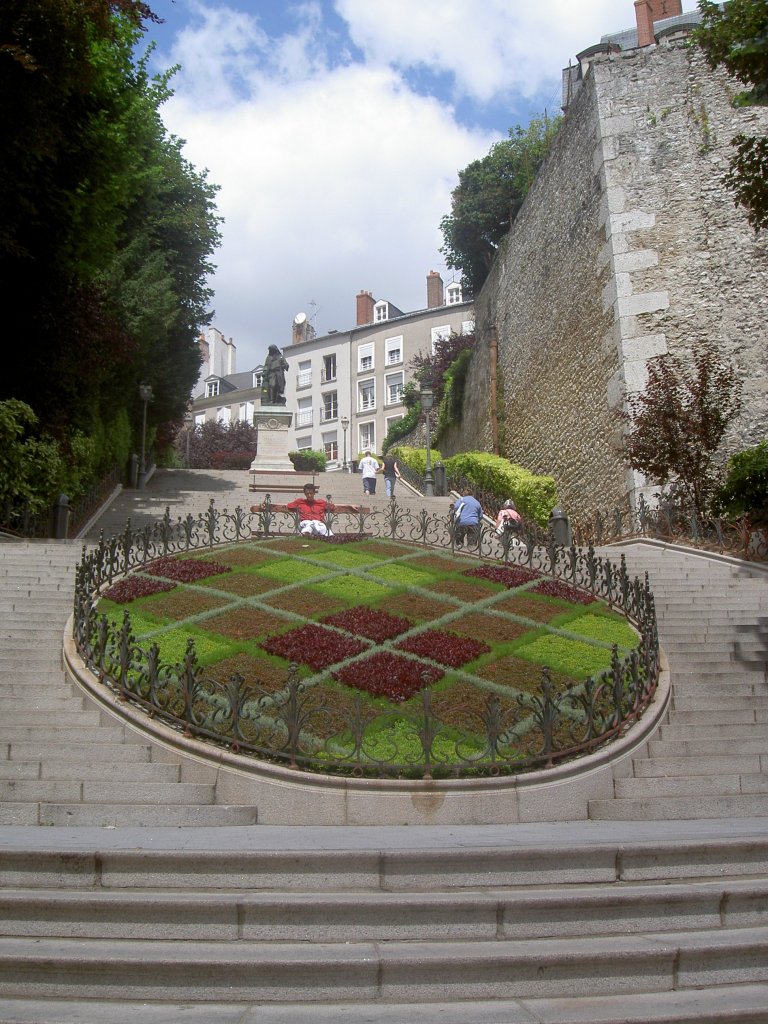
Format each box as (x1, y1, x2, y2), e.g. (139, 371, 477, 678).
(67, 498, 663, 819)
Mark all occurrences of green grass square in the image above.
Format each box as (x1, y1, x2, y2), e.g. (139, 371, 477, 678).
(559, 612, 638, 649)
(514, 634, 614, 679)
(310, 575, 390, 603)
(254, 559, 331, 584)
(368, 564, 437, 588)
(307, 548, 384, 568)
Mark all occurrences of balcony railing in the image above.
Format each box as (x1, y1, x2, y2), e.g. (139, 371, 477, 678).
(320, 408, 338, 423)
(296, 371, 312, 390)
(294, 409, 313, 427)
(321, 371, 337, 384)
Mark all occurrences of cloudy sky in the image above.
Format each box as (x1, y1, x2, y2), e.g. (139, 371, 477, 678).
(140, 0, 696, 371)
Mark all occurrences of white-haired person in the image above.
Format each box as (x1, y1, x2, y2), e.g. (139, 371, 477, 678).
(495, 499, 522, 536)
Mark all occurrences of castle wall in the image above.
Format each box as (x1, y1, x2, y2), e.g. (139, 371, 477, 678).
(445, 39, 768, 517)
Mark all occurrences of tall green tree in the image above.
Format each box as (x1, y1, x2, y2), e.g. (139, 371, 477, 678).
(439, 115, 561, 295)
(0, 0, 220, 478)
(694, 0, 768, 229)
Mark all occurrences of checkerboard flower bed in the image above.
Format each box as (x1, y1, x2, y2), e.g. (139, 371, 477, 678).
(531, 579, 596, 605)
(462, 565, 542, 587)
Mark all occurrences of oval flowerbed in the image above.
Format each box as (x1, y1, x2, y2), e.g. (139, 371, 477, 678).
(87, 534, 651, 778)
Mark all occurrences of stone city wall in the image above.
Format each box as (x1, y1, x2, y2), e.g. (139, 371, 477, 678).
(441, 39, 768, 517)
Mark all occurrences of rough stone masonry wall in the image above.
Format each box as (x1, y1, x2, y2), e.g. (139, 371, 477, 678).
(443, 39, 768, 517)
(594, 41, 768, 504)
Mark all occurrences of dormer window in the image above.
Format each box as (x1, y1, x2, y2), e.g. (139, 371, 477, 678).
(374, 301, 389, 322)
(206, 380, 220, 398)
(446, 283, 463, 305)
(253, 371, 263, 389)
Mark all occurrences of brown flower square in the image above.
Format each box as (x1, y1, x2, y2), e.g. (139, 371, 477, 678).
(476, 654, 569, 695)
(447, 612, 529, 645)
(198, 572, 278, 597)
(203, 653, 294, 692)
(201, 606, 291, 641)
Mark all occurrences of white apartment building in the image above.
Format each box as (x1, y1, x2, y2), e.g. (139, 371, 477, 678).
(191, 273, 473, 466)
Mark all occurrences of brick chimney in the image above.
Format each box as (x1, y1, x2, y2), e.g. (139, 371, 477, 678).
(635, 0, 682, 47)
(356, 289, 375, 326)
(426, 271, 444, 309)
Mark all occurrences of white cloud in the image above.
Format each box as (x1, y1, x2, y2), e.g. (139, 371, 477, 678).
(159, 5, 497, 368)
(151, 0, 699, 370)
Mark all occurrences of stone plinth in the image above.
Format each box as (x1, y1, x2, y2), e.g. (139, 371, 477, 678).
(250, 408, 294, 473)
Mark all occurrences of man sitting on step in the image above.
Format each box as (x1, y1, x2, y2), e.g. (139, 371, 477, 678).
(254, 483, 362, 537)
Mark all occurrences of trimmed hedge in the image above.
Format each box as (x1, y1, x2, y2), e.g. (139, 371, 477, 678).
(445, 452, 557, 526)
(389, 445, 443, 475)
(289, 449, 327, 473)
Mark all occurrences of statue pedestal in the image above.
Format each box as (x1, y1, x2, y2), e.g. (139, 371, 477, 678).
(250, 408, 294, 473)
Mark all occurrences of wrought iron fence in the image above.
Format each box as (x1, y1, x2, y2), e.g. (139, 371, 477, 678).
(72, 497, 660, 780)
(572, 494, 767, 562)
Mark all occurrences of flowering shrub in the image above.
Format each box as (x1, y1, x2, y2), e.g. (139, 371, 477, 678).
(463, 565, 541, 587)
(321, 606, 412, 643)
(531, 579, 595, 605)
(262, 623, 369, 670)
(102, 576, 175, 603)
(145, 556, 232, 582)
(333, 652, 443, 701)
(396, 629, 490, 668)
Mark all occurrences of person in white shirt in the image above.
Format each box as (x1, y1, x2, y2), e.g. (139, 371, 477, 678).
(358, 450, 381, 495)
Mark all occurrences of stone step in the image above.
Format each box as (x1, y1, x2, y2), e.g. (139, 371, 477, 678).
(648, 738, 768, 757)
(3, 839, 766, 892)
(0, 761, 184, 783)
(0, 780, 216, 805)
(0, 803, 258, 828)
(658, 724, 768, 741)
(666, 709, 760, 725)
(0, 926, 765, 1002)
(0, 725, 127, 744)
(4, 987, 768, 1024)
(614, 775, 760, 798)
(589, 794, 768, 820)
(0, 710, 103, 727)
(633, 755, 765, 777)
(0, 877, 766, 942)
(670, 695, 766, 713)
(8, 742, 153, 763)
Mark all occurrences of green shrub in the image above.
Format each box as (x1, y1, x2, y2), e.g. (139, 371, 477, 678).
(714, 440, 768, 526)
(389, 445, 443, 475)
(289, 449, 327, 472)
(382, 407, 418, 454)
(0, 399, 64, 513)
(445, 452, 557, 526)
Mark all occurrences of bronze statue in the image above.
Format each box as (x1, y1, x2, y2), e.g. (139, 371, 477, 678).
(263, 344, 289, 405)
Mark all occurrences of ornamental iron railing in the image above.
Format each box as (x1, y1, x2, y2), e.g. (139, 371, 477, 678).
(571, 494, 767, 563)
(72, 497, 660, 780)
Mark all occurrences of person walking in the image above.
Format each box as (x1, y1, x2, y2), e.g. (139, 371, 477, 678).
(380, 453, 401, 498)
(358, 450, 381, 495)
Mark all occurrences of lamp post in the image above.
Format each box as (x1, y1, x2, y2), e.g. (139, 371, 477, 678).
(340, 415, 349, 471)
(138, 382, 153, 490)
(420, 387, 434, 497)
(183, 412, 194, 468)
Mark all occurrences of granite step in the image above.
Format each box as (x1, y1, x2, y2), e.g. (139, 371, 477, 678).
(0, 927, 765, 1002)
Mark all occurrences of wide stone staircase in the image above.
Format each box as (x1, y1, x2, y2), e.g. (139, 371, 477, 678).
(589, 544, 768, 822)
(0, 472, 767, 1021)
(0, 542, 257, 828)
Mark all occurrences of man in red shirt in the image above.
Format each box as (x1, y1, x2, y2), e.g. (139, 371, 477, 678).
(286, 483, 334, 536)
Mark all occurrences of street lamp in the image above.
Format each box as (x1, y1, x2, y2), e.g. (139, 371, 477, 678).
(420, 387, 434, 497)
(138, 382, 153, 490)
(340, 415, 349, 471)
(183, 412, 194, 468)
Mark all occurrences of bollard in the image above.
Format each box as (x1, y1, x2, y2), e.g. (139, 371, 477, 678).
(433, 461, 446, 497)
(52, 493, 71, 540)
(549, 506, 572, 547)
